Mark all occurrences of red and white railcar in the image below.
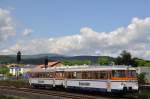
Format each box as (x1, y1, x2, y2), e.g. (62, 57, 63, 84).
(29, 65, 138, 93)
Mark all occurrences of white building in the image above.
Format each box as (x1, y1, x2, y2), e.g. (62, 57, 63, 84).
(0, 74, 7, 80)
(9, 65, 36, 76)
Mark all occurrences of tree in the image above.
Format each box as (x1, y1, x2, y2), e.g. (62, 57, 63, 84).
(115, 50, 135, 66)
(144, 62, 150, 67)
(0, 66, 9, 74)
(98, 57, 110, 65)
(137, 73, 146, 85)
(120, 50, 132, 65)
(134, 58, 145, 66)
(115, 56, 122, 65)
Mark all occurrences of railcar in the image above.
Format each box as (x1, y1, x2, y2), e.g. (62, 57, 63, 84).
(29, 65, 138, 93)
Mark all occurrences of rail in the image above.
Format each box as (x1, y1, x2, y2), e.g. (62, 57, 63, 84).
(0, 86, 105, 99)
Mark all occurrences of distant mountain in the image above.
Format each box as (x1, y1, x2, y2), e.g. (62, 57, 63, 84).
(0, 54, 114, 65)
(7, 53, 64, 59)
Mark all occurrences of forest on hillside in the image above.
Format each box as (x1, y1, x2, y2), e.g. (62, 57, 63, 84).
(0, 50, 150, 67)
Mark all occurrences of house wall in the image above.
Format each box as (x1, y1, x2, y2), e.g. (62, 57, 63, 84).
(9, 68, 16, 76)
(9, 67, 31, 76)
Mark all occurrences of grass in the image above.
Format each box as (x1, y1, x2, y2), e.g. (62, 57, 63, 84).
(0, 80, 29, 88)
(138, 89, 150, 99)
(0, 95, 22, 99)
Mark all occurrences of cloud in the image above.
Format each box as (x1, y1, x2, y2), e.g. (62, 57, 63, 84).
(22, 28, 33, 36)
(1, 17, 150, 60)
(0, 8, 16, 42)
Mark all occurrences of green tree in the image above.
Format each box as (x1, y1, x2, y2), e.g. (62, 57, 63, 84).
(137, 73, 146, 85)
(0, 66, 9, 74)
(115, 50, 136, 66)
(98, 57, 109, 65)
(120, 50, 132, 65)
(144, 62, 150, 67)
(134, 58, 145, 66)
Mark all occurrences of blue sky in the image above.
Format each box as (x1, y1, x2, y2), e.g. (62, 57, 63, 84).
(0, 0, 150, 59)
(1, 0, 150, 37)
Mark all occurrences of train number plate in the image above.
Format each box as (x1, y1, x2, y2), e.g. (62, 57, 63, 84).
(38, 80, 44, 83)
(79, 82, 90, 86)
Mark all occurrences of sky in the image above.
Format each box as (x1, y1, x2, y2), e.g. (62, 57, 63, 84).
(0, 0, 150, 60)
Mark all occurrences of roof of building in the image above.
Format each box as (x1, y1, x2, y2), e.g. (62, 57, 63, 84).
(30, 65, 45, 72)
(41, 61, 62, 68)
(31, 61, 62, 72)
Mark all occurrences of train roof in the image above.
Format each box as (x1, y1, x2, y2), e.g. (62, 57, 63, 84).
(45, 65, 136, 72)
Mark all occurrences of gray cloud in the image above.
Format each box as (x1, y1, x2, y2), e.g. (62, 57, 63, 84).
(1, 17, 150, 60)
(22, 28, 33, 37)
(0, 8, 16, 42)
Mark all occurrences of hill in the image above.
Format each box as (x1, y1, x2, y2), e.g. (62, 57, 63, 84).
(0, 54, 113, 65)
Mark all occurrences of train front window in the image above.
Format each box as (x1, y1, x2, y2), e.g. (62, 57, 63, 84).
(112, 70, 126, 77)
(128, 70, 136, 77)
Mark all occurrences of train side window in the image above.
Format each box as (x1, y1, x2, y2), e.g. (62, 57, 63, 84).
(55, 72, 64, 78)
(67, 72, 73, 79)
(100, 71, 105, 79)
(87, 71, 91, 79)
(76, 72, 82, 79)
(34, 73, 38, 78)
(82, 72, 87, 79)
(112, 70, 126, 77)
(128, 70, 136, 77)
(107, 71, 111, 79)
(94, 71, 99, 79)
(48, 72, 53, 78)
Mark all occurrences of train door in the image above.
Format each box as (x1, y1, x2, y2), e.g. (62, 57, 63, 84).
(107, 71, 111, 92)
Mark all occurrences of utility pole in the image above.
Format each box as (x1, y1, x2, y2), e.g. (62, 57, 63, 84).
(44, 56, 48, 70)
(17, 51, 21, 64)
(16, 51, 21, 80)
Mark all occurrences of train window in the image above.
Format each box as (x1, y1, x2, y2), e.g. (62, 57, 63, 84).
(82, 72, 87, 79)
(55, 72, 64, 78)
(47, 72, 53, 78)
(76, 72, 82, 79)
(73, 72, 77, 78)
(31, 73, 35, 78)
(128, 70, 136, 77)
(94, 71, 99, 79)
(81, 71, 93, 79)
(40, 73, 45, 78)
(112, 70, 126, 77)
(107, 71, 111, 79)
(100, 71, 105, 79)
(87, 71, 92, 79)
(67, 72, 74, 79)
(35, 73, 39, 78)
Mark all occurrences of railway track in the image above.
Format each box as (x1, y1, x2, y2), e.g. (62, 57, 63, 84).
(0, 86, 109, 99)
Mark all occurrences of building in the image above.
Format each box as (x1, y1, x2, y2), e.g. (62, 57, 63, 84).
(9, 64, 36, 76)
(31, 61, 63, 72)
(136, 67, 150, 84)
(0, 74, 7, 80)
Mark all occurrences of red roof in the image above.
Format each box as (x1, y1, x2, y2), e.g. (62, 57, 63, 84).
(31, 61, 62, 72)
